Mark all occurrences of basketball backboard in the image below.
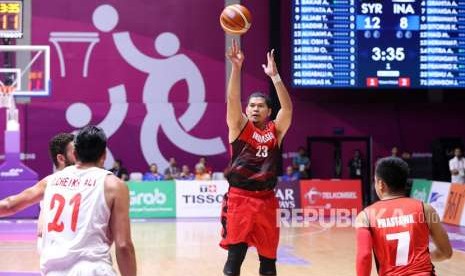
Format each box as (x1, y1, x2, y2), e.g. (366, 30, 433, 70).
(0, 45, 50, 97)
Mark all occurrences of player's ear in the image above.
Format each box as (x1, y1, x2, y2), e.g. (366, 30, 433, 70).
(267, 107, 272, 117)
(378, 179, 389, 193)
(100, 151, 107, 168)
(56, 154, 65, 165)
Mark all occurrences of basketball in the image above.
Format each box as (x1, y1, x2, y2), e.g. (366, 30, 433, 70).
(220, 4, 252, 35)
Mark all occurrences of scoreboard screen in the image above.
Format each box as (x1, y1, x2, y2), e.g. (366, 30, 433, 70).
(292, 0, 465, 88)
(0, 0, 22, 38)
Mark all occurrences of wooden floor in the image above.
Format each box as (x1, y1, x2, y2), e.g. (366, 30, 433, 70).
(0, 219, 464, 275)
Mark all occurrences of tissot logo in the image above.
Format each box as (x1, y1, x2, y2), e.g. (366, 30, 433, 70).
(181, 184, 223, 204)
(200, 185, 217, 193)
(182, 194, 224, 204)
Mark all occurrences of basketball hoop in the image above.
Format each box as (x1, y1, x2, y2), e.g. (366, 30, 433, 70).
(0, 85, 14, 108)
(0, 85, 19, 130)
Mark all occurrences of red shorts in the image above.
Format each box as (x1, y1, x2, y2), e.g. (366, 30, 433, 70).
(220, 187, 279, 259)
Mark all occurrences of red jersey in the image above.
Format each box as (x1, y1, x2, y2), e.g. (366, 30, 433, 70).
(225, 120, 279, 191)
(365, 197, 434, 276)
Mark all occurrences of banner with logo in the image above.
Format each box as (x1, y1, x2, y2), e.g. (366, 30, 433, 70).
(128, 181, 176, 218)
(275, 180, 301, 211)
(443, 184, 465, 226)
(175, 180, 228, 217)
(410, 179, 433, 203)
(428, 181, 451, 219)
(299, 180, 362, 216)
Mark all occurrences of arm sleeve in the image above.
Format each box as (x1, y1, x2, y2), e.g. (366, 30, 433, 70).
(356, 227, 373, 276)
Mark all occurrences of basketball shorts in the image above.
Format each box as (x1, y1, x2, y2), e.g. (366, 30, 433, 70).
(220, 187, 279, 259)
(43, 260, 116, 276)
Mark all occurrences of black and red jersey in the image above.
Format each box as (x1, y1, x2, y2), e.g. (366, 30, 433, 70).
(225, 120, 280, 191)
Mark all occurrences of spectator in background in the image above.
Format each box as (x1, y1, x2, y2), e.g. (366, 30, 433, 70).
(195, 164, 211, 181)
(280, 165, 300, 182)
(348, 149, 363, 179)
(177, 165, 195, 180)
(196, 156, 213, 175)
(292, 146, 311, 179)
(449, 147, 465, 184)
(401, 151, 412, 167)
(391, 146, 399, 157)
(143, 163, 164, 181)
(164, 157, 180, 180)
(109, 159, 129, 181)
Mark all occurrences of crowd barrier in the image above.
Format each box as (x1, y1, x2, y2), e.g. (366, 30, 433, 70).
(127, 179, 363, 218)
(410, 179, 465, 227)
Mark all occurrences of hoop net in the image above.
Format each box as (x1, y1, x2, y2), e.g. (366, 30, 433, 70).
(0, 85, 14, 109)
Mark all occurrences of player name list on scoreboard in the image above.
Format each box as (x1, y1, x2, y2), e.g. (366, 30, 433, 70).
(292, 0, 465, 88)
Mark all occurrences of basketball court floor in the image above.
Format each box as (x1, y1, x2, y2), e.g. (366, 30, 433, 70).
(0, 218, 463, 275)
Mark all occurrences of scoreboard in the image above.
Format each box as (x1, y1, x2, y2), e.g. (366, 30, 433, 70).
(0, 1, 22, 38)
(292, 0, 465, 88)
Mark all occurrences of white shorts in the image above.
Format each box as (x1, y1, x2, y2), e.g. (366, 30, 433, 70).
(44, 261, 116, 276)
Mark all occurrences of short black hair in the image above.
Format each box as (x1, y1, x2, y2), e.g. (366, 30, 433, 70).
(74, 125, 107, 163)
(375, 157, 410, 193)
(48, 133, 75, 167)
(247, 92, 272, 108)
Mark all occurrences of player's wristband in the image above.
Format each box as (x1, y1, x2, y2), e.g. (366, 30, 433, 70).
(271, 74, 282, 84)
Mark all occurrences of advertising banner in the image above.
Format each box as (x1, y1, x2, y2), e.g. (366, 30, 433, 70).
(299, 180, 362, 216)
(443, 184, 465, 226)
(410, 179, 432, 203)
(428, 181, 451, 219)
(176, 180, 228, 217)
(128, 181, 176, 218)
(275, 180, 301, 211)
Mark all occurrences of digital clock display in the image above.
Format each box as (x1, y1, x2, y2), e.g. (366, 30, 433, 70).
(0, 1, 22, 38)
(292, 0, 465, 89)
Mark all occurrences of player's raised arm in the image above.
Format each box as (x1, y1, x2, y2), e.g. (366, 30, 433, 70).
(262, 49, 292, 145)
(226, 39, 247, 142)
(0, 177, 47, 217)
(355, 211, 372, 276)
(106, 175, 137, 276)
(424, 203, 453, 261)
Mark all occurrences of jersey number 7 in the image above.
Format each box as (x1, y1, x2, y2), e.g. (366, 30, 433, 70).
(386, 231, 410, 266)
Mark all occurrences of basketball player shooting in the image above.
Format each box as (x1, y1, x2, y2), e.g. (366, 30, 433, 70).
(220, 39, 292, 276)
(355, 157, 452, 276)
(39, 126, 136, 276)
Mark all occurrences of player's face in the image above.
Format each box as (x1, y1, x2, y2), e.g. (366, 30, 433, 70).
(57, 142, 76, 170)
(246, 97, 271, 123)
(63, 142, 76, 167)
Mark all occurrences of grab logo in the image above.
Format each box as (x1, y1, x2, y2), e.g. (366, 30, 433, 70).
(130, 189, 167, 205)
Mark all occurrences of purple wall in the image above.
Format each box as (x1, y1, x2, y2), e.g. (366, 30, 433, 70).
(0, 0, 271, 178)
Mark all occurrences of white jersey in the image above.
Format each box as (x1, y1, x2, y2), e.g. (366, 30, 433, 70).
(40, 166, 115, 276)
